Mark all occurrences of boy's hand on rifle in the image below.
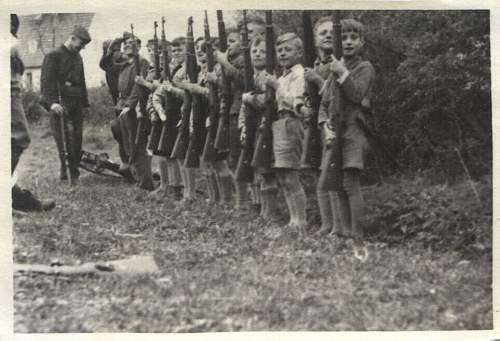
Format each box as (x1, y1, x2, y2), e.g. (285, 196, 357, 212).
(214, 50, 228, 65)
(329, 55, 348, 78)
(323, 122, 336, 147)
(158, 110, 167, 122)
(51, 103, 64, 115)
(206, 71, 217, 84)
(240, 126, 247, 145)
(242, 92, 254, 105)
(119, 107, 130, 117)
(263, 73, 278, 90)
(135, 75, 146, 86)
(304, 68, 323, 88)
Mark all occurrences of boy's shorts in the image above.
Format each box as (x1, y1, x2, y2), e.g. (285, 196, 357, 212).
(320, 123, 368, 171)
(272, 116, 304, 170)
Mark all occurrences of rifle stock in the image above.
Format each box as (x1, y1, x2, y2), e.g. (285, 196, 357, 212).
(214, 10, 231, 153)
(251, 10, 276, 170)
(300, 11, 322, 169)
(201, 11, 219, 164)
(318, 11, 343, 191)
(157, 17, 179, 157)
(59, 107, 71, 181)
(235, 10, 255, 182)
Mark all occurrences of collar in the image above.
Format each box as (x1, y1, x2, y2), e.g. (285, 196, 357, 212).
(282, 63, 301, 77)
(344, 55, 362, 70)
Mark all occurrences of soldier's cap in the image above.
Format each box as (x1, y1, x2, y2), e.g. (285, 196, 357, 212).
(276, 32, 302, 47)
(72, 25, 91, 45)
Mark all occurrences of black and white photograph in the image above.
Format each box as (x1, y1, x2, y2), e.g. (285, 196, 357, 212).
(6, 1, 495, 336)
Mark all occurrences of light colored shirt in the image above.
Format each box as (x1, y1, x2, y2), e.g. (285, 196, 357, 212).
(275, 63, 306, 118)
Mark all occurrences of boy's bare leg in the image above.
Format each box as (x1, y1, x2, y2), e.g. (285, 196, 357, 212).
(203, 163, 220, 204)
(167, 158, 183, 200)
(184, 167, 197, 201)
(151, 156, 169, 196)
(234, 180, 249, 210)
(287, 170, 307, 232)
(215, 160, 233, 204)
(177, 159, 188, 199)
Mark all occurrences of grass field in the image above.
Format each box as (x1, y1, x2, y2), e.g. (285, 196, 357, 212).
(13, 116, 492, 332)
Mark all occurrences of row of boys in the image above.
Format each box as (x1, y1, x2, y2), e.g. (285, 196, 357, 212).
(101, 13, 375, 239)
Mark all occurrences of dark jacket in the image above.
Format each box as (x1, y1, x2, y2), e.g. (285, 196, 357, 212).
(40, 45, 89, 110)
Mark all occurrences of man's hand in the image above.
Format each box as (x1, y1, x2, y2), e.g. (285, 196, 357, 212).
(119, 107, 130, 117)
(51, 103, 64, 115)
(304, 67, 324, 88)
(205, 116, 211, 128)
(329, 55, 348, 78)
(136, 110, 143, 119)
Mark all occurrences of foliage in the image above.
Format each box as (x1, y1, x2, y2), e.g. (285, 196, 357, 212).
(364, 175, 492, 256)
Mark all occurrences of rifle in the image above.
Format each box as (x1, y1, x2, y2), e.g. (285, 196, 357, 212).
(171, 17, 196, 160)
(79, 150, 135, 181)
(58, 100, 72, 181)
(156, 17, 178, 156)
(183, 16, 205, 169)
(300, 11, 322, 169)
(214, 10, 231, 153)
(317, 11, 344, 191)
(147, 20, 163, 152)
(251, 10, 276, 170)
(234, 10, 255, 182)
(201, 10, 219, 163)
(129, 24, 147, 164)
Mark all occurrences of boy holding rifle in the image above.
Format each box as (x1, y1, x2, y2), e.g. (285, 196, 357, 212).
(317, 18, 375, 239)
(303, 16, 342, 236)
(264, 32, 309, 232)
(150, 36, 187, 200)
(212, 15, 266, 211)
(240, 36, 279, 220)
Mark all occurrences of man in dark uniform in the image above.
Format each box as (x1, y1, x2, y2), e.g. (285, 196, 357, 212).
(11, 14, 55, 211)
(40, 25, 91, 184)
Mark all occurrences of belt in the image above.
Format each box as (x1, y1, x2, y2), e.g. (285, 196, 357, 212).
(277, 109, 295, 119)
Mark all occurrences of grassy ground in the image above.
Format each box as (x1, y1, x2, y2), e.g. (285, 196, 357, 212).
(13, 116, 492, 332)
